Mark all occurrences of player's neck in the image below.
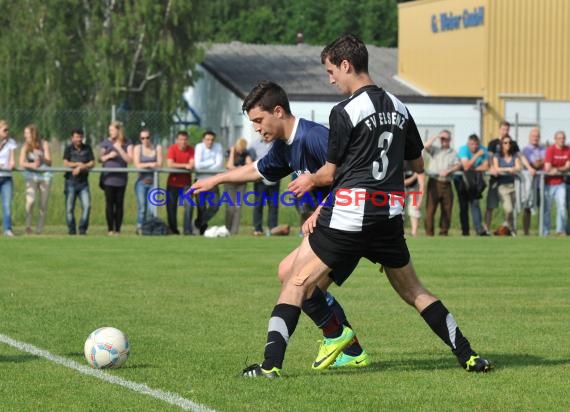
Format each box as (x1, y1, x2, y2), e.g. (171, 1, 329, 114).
(348, 73, 375, 95)
(281, 115, 297, 141)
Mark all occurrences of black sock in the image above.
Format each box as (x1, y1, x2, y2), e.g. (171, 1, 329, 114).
(302, 287, 332, 327)
(300, 288, 342, 338)
(420, 300, 476, 365)
(321, 312, 342, 338)
(326, 292, 363, 356)
(262, 303, 301, 370)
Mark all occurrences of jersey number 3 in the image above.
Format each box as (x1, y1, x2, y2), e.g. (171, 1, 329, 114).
(372, 131, 393, 181)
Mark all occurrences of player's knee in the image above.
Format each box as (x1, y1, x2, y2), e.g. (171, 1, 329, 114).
(277, 260, 289, 283)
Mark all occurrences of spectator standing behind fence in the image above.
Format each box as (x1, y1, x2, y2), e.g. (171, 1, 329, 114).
(18, 124, 52, 235)
(194, 131, 224, 235)
(0, 120, 17, 237)
(455, 134, 490, 236)
(403, 161, 424, 237)
(423, 130, 461, 236)
(249, 137, 279, 236)
(166, 131, 194, 235)
(99, 121, 133, 236)
(567, 160, 570, 236)
(521, 128, 545, 235)
(224, 138, 253, 235)
(63, 129, 94, 235)
(133, 129, 163, 235)
(543, 131, 570, 236)
(485, 121, 512, 232)
(493, 135, 521, 235)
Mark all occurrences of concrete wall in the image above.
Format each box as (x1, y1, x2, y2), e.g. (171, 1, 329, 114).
(408, 102, 482, 149)
(186, 66, 246, 149)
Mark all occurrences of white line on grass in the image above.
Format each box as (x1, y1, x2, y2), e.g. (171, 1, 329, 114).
(0, 333, 216, 412)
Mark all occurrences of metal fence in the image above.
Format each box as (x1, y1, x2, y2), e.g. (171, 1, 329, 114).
(424, 170, 568, 236)
(1, 167, 568, 236)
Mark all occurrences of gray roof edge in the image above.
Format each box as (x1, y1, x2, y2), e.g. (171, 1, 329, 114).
(200, 61, 247, 100)
(199, 43, 477, 104)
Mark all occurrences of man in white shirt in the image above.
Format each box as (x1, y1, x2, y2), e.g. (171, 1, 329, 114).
(194, 130, 224, 234)
(0, 120, 18, 237)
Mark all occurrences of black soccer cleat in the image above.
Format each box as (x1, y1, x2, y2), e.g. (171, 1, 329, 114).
(242, 363, 281, 378)
(464, 355, 493, 373)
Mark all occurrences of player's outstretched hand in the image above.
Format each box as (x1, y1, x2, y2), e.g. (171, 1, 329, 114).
(288, 173, 314, 198)
(190, 177, 216, 195)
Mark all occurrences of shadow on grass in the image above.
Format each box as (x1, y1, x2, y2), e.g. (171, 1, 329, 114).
(0, 354, 38, 363)
(483, 352, 570, 369)
(381, 352, 570, 372)
(298, 352, 570, 376)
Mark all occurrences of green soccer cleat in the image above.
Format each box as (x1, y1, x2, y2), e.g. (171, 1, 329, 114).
(330, 350, 371, 368)
(242, 363, 281, 378)
(464, 355, 493, 373)
(312, 326, 355, 370)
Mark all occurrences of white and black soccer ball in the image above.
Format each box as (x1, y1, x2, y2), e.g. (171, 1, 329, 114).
(84, 327, 130, 369)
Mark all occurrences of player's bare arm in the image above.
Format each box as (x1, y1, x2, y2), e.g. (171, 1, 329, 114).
(409, 157, 424, 174)
(190, 163, 262, 194)
(288, 162, 336, 197)
(415, 171, 425, 205)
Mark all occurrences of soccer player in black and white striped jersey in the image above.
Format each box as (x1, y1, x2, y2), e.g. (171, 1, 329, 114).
(243, 34, 492, 378)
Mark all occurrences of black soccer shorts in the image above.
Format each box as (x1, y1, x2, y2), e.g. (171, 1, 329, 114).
(309, 215, 411, 286)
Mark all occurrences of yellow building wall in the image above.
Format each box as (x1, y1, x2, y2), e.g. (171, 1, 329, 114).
(399, 0, 570, 143)
(483, 0, 570, 139)
(398, 0, 488, 96)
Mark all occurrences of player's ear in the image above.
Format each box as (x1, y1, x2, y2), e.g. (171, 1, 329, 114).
(340, 59, 351, 73)
(273, 105, 284, 119)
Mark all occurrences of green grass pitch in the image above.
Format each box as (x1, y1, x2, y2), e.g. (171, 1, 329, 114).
(0, 235, 569, 411)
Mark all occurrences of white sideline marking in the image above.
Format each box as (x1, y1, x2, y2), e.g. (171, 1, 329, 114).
(0, 333, 216, 412)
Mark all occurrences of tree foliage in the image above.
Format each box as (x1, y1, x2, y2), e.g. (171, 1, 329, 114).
(0, 0, 204, 112)
(0, 0, 407, 115)
(197, 0, 403, 47)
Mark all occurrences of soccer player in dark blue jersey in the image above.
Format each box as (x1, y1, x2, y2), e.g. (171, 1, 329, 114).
(242, 35, 492, 378)
(191, 80, 370, 369)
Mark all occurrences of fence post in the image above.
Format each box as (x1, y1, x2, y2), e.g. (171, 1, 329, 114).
(538, 172, 545, 236)
(152, 169, 160, 218)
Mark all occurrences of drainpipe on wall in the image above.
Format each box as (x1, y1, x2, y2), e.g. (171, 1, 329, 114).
(476, 99, 486, 139)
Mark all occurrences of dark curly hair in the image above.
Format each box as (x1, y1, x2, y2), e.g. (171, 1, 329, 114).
(320, 34, 368, 74)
